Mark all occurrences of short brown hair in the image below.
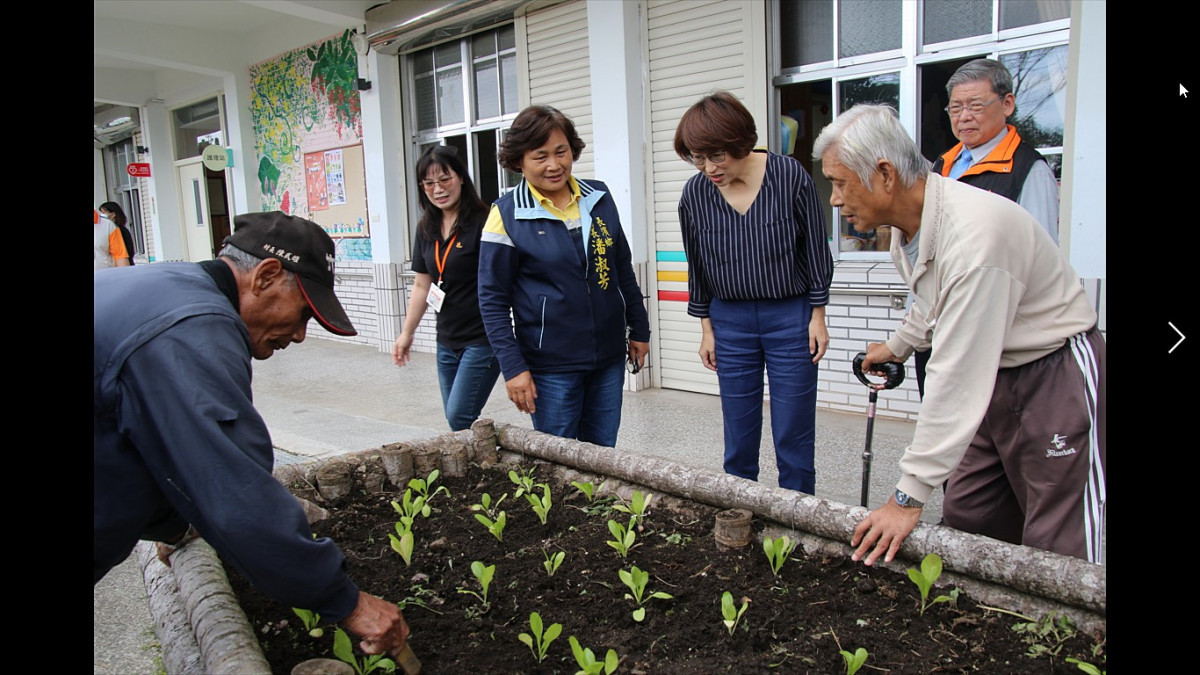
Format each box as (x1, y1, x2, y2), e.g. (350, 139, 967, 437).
(673, 91, 758, 161)
(499, 105, 586, 172)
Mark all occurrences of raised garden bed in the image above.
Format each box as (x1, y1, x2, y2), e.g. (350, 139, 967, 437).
(145, 421, 1106, 674)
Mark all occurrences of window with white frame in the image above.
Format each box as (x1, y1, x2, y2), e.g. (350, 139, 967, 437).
(773, 0, 1070, 259)
(408, 24, 521, 209)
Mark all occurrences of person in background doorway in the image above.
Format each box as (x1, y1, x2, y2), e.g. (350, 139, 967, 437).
(393, 146, 501, 431)
(909, 58, 1061, 397)
(674, 91, 833, 495)
(94, 205, 130, 269)
(100, 201, 137, 266)
(478, 105, 650, 447)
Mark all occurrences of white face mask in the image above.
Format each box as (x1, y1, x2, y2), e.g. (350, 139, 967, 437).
(99, 212, 111, 221)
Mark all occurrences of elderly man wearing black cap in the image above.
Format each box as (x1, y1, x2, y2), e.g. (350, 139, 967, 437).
(94, 212, 409, 656)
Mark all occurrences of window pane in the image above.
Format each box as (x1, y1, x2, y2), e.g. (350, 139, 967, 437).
(1000, 45, 1068, 148)
(780, 0, 832, 68)
(839, 0, 902, 58)
(838, 73, 901, 253)
(473, 32, 496, 58)
(416, 74, 436, 130)
(1000, 0, 1069, 30)
(434, 42, 461, 67)
(475, 58, 500, 120)
(498, 24, 516, 52)
(501, 53, 518, 114)
(923, 0, 992, 44)
(413, 50, 433, 74)
(437, 67, 465, 125)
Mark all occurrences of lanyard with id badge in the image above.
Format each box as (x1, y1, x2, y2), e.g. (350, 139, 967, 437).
(426, 232, 457, 312)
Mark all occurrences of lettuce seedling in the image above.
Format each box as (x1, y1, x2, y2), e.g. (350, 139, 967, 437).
(542, 549, 565, 577)
(720, 591, 749, 636)
(618, 565, 673, 622)
(457, 560, 495, 606)
(606, 518, 637, 560)
(906, 553, 954, 615)
(571, 480, 596, 503)
(387, 520, 414, 566)
(518, 611, 562, 663)
(509, 466, 537, 498)
(612, 490, 651, 527)
(840, 647, 868, 675)
(291, 607, 323, 638)
(407, 469, 450, 512)
(332, 628, 396, 674)
(471, 492, 506, 520)
(762, 535, 797, 577)
(474, 509, 506, 542)
(569, 636, 619, 675)
(526, 483, 553, 525)
(1065, 658, 1105, 675)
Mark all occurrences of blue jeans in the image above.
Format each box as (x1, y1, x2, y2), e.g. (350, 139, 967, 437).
(529, 362, 625, 446)
(436, 343, 502, 431)
(709, 296, 818, 494)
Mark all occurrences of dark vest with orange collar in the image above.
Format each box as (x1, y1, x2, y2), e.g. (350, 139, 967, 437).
(931, 125, 1047, 203)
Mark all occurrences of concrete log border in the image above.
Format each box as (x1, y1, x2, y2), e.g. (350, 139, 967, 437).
(145, 420, 1104, 673)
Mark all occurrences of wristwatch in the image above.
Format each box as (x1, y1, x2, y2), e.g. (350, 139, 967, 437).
(894, 489, 924, 509)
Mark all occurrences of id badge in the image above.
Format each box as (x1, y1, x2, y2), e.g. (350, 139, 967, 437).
(426, 283, 446, 313)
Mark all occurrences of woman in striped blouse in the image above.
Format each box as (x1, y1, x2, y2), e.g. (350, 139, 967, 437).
(675, 91, 833, 494)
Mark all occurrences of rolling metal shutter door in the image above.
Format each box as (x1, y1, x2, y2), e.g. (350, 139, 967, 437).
(648, 0, 755, 395)
(524, 0, 594, 178)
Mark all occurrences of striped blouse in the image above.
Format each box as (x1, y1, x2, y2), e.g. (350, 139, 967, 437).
(678, 151, 833, 318)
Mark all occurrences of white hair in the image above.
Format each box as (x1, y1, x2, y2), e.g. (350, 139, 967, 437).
(813, 104, 931, 190)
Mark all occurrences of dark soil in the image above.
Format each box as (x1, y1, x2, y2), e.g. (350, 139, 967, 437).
(228, 462, 1105, 674)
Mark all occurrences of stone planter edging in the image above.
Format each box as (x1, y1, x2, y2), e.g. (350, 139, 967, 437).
(145, 420, 1104, 673)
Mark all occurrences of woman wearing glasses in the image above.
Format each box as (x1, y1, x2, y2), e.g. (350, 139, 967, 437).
(393, 146, 501, 431)
(478, 105, 649, 447)
(675, 91, 833, 494)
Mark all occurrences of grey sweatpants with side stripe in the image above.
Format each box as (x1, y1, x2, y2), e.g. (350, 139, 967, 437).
(942, 326, 1106, 563)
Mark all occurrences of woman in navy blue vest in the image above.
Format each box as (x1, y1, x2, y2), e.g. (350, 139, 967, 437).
(674, 92, 833, 494)
(478, 106, 650, 447)
(393, 146, 501, 431)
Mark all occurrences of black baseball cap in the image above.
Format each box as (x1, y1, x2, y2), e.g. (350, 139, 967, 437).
(225, 211, 357, 336)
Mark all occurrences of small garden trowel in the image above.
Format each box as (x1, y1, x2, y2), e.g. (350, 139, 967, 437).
(392, 643, 422, 674)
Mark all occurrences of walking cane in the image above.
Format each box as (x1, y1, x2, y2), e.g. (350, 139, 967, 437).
(851, 353, 905, 508)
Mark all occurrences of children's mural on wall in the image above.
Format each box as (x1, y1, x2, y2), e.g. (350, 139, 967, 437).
(249, 29, 371, 260)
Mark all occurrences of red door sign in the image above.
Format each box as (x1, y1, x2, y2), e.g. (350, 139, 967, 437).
(127, 163, 152, 177)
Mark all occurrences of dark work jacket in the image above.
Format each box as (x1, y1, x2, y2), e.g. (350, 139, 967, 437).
(932, 125, 1047, 203)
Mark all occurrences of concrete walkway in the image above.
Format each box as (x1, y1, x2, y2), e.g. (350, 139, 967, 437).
(96, 337, 923, 674)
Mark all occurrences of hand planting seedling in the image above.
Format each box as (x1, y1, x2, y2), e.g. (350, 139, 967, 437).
(906, 553, 955, 615)
(762, 535, 797, 577)
(619, 565, 673, 622)
(569, 636, 619, 675)
(517, 611, 562, 664)
(457, 560, 496, 607)
(509, 466, 537, 498)
(571, 480, 596, 503)
(542, 548, 565, 577)
(606, 518, 638, 560)
(291, 607, 323, 638)
(332, 627, 396, 674)
(839, 647, 869, 675)
(612, 490, 652, 527)
(720, 591, 749, 636)
(526, 483, 553, 525)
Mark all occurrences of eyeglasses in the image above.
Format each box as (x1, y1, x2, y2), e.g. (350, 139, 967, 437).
(626, 354, 642, 375)
(687, 151, 727, 167)
(944, 96, 1002, 117)
(421, 175, 456, 190)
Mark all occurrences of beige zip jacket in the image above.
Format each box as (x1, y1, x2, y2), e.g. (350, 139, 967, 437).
(884, 173, 1096, 502)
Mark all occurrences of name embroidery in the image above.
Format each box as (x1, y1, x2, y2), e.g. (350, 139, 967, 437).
(592, 217, 615, 290)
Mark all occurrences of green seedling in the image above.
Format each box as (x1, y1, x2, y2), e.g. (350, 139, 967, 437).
(571, 480, 596, 502)
(407, 469, 450, 510)
(618, 565, 673, 622)
(1010, 611, 1079, 658)
(906, 553, 955, 615)
(612, 490, 651, 526)
(290, 607, 323, 638)
(542, 549, 565, 577)
(720, 591, 749, 636)
(509, 466, 537, 498)
(470, 492, 507, 520)
(606, 518, 637, 559)
(526, 483, 553, 525)
(457, 560, 496, 606)
(517, 611, 562, 663)
(474, 508, 507, 542)
(762, 535, 797, 577)
(569, 636, 619, 675)
(332, 628, 396, 674)
(387, 517, 415, 566)
(839, 647, 869, 675)
(1065, 658, 1105, 675)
